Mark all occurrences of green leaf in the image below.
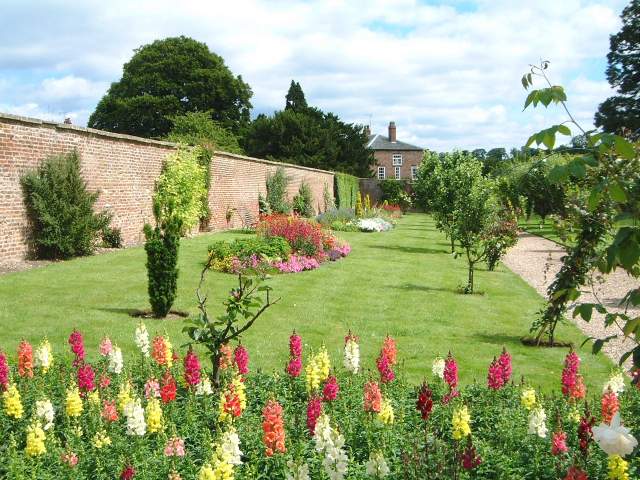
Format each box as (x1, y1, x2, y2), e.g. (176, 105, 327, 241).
(573, 304, 593, 321)
(523, 91, 537, 110)
(609, 182, 627, 202)
(568, 160, 586, 178)
(592, 335, 616, 355)
(542, 130, 556, 149)
(614, 136, 636, 160)
(587, 188, 602, 211)
(557, 124, 571, 136)
(548, 165, 568, 183)
(521, 75, 529, 89)
(623, 317, 640, 337)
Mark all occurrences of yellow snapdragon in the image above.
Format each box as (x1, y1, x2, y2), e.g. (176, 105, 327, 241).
(145, 398, 164, 433)
(452, 406, 471, 440)
(65, 386, 83, 417)
(25, 422, 46, 456)
(3, 384, 23, 419)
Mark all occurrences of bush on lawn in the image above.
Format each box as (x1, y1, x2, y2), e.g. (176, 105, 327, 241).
(101, 225, 123, 249)
(0, 327, 638, 479)
(20, 150, 111, 259)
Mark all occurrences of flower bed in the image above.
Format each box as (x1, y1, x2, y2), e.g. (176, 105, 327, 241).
(1, 328, 639, 479)
(208, 215, 350, 274)
(356, 218, 393, 232)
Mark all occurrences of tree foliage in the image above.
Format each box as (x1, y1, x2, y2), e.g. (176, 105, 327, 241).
(166, 111, 243, 154)
(292, 181, 315, 217)
(334, 173, 360, 209)
(595, 0, 640, 134)
(21, 151, 110, 259)
(265, 167, 291, 214)
(242, 83, 373, 176)
(88, 36, 252, 138)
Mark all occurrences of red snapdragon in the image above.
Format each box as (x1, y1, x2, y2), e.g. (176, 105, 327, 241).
(416, 382, 434, 421)
(68, 329, 85, 367)
(551, 430, 568, 455)
(322, 375, 339, 402)
(233, 344, 249, 375)
(160, 371, 177, 403)
(77, 363, 96, 393)
(306, 395, 323, 434)
(183, 349, 201, 387)
(487, 357, 505, 390)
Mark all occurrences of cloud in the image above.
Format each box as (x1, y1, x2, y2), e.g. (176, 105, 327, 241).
(0, 0, 628, 149)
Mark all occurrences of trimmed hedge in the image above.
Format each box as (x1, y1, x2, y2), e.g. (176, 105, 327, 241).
(335, 172, 360, 209)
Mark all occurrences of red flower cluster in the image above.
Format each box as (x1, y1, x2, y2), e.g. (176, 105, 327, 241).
(120, 464, 135, 480)
(487, 357, 504, 390)
(233, 344, 249, 375)
(306, 395, 323, 434)
(498, 347, 512, 383)
(381, 335, 397, 366)
(101, 400, 119, 422)
(416, 382, 434, 421)
(77, 363, 96, 393)
(561, 350, 585, 400)
(262, 399, 286, 456)
(68, 329, 85, 367)
(160, 371, 177, 403)
(183, 349, 201, 387)
(381, 204, 402, 212)
(219, 343, 233, 370)
(601, 389, 619, 425)
(551, 430, 568, 455)
(99, 374, 111, 389)
(461, 441, 482, 470)
(257, 214, 326, 256)
(444, 352, 458, 389)
(564, 466, 589, 480)
(322, 375, 339, 402)
(578, 413, 595, 453)
(222, 387, 242, 418)
(286, 331, 303, 377)
(17, 340, 33, 378)
(0, 351, 8, 391)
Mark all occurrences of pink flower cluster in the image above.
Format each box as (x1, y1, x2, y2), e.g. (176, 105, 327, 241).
(183, 349, 201, 387)
(487, 348, 512, 390)
(286, 332, 303, 377)
(272, 255, 320, 273)
(561, 350, 586, 400)
(230, 254, 263, 273)
(442, 352, 460, 404)
(164, 437, 186, 457)
(306, 395, 323, 434)
(376, 336, 397, 383)
(77, 363, 96, 393)
(68, 329, 85, 367)
(0, 351, 8, 391)
(233, 344, 249, 375)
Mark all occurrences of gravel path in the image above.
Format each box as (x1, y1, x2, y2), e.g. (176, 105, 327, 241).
(503, 231, 639, 366)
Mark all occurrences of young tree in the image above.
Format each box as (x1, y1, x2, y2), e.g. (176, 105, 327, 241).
(451, 158, 495, 294)
(89, 36, 253, 138)
(285, 80, 308, 112)
(144, 216, 181, 318)
(594, 0, 640, 134)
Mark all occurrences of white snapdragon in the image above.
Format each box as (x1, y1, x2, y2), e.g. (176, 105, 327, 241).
(108, 346, 124, 374)
(314, 413, 348, 480)
(343, 339, 360, 374)
(365, 450, 390, 478)
(603, 371, 625, 395)
(35, 399, 55, 430)
(195, 377, 213, 396)
(34, 340, 53, 373)
(134, 322, 150, 357)
(593, 412, 638, 457)
(432, 357, 445, 380)
(219, 427, 243, 465)
(527, 406, 548, 438)
(286, 460, 310, 480)
(123, 398, 146, 436)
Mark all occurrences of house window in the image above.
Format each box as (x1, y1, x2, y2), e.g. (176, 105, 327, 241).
(377, 166, 386, 179)
(392, 153, 403, 166)
(394, 166, 401, 179)
(411, 165, 418, 180)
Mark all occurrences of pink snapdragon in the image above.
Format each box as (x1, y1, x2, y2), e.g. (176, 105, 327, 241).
(444, 352, 458, 389)
(498, 348, 512, 384)
(286, 356, 302, 377)
(144, 378, 160, 399)
(183, 349, 201, 387)
(376, 352, 395, 383)
(68, 329, 85, 367)
(0, 351, 8, 391)
(77, 363, 96, 393)
(99, 336, 113, 357)
(552, 431, 569, 455)
(322, 375, 339, 402)
(233, 344, 249, 375)
(164, 436, 186, 457)
(306, 395, 323, 434)
(487, 357, 505, 390)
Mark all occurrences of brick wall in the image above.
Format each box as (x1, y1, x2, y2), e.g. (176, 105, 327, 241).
(0, 113, 334, 261)
(372, 149, 423, 180)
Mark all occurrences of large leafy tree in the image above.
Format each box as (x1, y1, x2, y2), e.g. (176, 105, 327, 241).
(242, 83, 373, 176)
(594, 0, 640, 134)
(89, 36, 252, 138)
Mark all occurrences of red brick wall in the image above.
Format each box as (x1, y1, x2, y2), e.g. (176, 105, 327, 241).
(372, 149, 423, 180)
(0, 113, 334, 261)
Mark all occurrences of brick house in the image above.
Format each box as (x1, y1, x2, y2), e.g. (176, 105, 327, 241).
(366, 121, 423, 180)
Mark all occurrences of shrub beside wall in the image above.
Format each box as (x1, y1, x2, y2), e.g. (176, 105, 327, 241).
(335, 172, 360, 209)
(20, 150, 110, 259)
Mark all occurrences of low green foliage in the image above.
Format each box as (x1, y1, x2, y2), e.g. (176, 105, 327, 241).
(379, 179, 412, 211)
(208, 236, 291, 262)
(335, 173, 359, 209)
(153, 147, 208, 234)
(101, 225, 122, 249)
(166, 111, 243, 154)
(20, 150, 110, 259)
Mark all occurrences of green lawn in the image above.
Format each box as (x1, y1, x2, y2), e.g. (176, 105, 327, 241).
(0, 214, 611, 391)
(518, 215, 569, 246)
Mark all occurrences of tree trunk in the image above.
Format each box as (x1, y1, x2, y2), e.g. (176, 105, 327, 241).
(467, 265, 474, 294)
(450, 236, 455, 253)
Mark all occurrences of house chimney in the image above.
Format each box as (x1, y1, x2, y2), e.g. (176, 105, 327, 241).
(388, 121, 396, 142)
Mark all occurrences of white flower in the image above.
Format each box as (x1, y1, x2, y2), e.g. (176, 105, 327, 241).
(357, 218, 392, 232)
(219, 427, 243, 465)
(123, 398, 146, 436)
(593, 412, 638, 457)
(286, 460, 310, 480)
(365, 450, 390, 478)
(343, 339, 360, 374)
(527, 406, 547, 438)
(108, 346, 124, 374)
(195, 377, 213, 396)
(34, 340, 53, 372)
(432, 357, 445, 379)
(134, 322, 150, 357)
(35, 399, 55, 430)
(314, 413, 348, 480)
(603, 371, 625, 395)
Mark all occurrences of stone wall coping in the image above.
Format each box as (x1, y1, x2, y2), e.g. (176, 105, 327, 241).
(0, 112, 335, 175)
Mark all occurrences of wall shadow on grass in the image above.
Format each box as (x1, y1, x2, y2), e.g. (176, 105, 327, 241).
(95, 307, 145, 316)
(471, 332, 524, 347)
(388, 283, 458, 294)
